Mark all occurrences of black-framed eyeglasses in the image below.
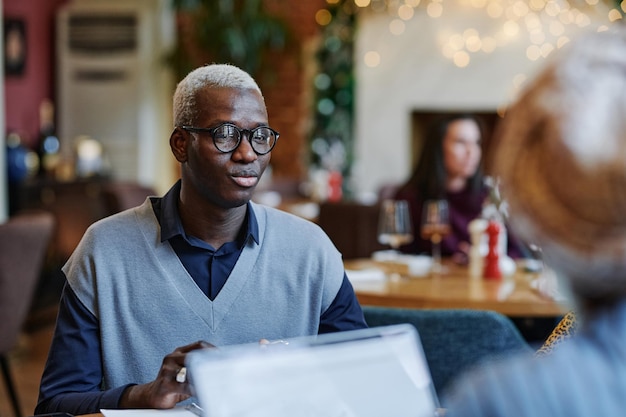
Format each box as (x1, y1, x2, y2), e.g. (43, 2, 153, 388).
(180, 123, 279, 155)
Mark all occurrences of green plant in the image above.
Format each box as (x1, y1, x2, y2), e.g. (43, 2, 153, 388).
(309, 0, 357, 196)
(169, 0, 290, 82)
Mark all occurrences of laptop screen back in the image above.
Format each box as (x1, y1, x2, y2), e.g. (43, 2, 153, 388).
(187, 324, 440, 417)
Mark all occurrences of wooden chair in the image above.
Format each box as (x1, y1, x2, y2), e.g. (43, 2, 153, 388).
(362, 306, 532, 398)
(0, 211, 55, 417)
(317, 201, 386, 259)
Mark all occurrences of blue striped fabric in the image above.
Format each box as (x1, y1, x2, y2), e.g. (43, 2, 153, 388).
(443, 300, 626, 417)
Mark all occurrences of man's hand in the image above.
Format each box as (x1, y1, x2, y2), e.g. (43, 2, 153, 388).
(119, 340, 215, 409)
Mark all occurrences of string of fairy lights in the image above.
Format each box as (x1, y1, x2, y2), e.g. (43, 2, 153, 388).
(308, 0, 624, 194)
(317, 0, 624, 69)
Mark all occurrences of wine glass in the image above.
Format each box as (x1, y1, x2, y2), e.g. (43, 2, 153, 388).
(377, 200, 414, 257)
(421, 200, 451, 275)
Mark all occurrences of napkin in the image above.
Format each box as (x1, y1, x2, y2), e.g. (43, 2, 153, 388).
(371, 251, 432, 277)
(345, 268, 387, 282)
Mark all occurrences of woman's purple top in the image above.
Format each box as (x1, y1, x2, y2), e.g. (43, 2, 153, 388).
(393, 185, 523, 259)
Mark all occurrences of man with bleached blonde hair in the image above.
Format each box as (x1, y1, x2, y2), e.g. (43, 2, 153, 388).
(36, 64, 367, 415)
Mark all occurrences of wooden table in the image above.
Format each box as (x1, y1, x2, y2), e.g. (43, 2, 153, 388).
(345, 258, 566, 318)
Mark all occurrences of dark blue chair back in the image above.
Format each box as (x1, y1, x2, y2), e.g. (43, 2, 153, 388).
(362, 306, 532, 398)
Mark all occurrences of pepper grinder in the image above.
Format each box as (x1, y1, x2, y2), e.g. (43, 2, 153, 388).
(468, 218, 487, 279)
(483, 220, 502, 280)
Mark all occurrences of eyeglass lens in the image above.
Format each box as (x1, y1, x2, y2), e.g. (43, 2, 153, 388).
(214, 124, 277, 154)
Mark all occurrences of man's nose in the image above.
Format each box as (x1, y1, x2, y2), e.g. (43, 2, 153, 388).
(232, 135, 258, 161)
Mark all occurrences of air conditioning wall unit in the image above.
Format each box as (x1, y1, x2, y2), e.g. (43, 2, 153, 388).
(56, 0, 175, 187)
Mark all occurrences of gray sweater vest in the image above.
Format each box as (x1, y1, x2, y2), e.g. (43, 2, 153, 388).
(64, 200, 344, 390)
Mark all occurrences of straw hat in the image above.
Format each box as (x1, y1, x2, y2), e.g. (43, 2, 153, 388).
(493, 25, 626, 300)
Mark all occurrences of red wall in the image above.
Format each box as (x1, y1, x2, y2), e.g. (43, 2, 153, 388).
(3, 0, 68, 149)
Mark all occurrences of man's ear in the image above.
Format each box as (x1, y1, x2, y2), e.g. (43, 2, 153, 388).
(170, 127, 188, 162)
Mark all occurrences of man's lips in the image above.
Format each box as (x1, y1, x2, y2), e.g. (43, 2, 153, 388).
(232, 172, 259, 188)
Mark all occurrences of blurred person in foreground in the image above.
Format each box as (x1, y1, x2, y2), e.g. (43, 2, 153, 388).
(444, 25, 626, 417)
(35, 64, 367, 415)
(393, 114, 522, 263)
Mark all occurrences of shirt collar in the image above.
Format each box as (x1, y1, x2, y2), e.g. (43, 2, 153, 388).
(157, 180, 259, 246)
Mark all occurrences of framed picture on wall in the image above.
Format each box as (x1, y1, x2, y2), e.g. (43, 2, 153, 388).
(4, 18, 27, 77)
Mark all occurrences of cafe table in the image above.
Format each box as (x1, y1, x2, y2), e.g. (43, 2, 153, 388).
(345, 257, 566, 318)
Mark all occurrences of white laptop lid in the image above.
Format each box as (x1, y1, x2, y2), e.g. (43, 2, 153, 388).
(186, 324, 440, 417)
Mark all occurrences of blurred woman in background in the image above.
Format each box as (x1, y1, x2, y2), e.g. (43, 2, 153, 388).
(393, 113, 520, 262)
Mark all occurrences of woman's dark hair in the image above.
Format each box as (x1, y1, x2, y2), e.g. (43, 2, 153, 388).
(398, 113, 485, 200)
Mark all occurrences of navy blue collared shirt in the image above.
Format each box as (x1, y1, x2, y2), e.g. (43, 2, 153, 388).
(154, 182, 260, 300)
(36, 181, 367, 415)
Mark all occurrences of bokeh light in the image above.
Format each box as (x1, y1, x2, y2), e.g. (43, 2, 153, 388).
(364, 51, 381, 67)
(315, 9, 332, 26)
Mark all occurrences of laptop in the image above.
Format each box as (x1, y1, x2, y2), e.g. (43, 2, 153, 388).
(186, 324, 441, 417)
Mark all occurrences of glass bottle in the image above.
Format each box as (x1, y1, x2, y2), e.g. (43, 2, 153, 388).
(37, 99, 60, 178)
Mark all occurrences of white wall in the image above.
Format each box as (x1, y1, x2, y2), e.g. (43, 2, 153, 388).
(352, 3, 614, 198)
